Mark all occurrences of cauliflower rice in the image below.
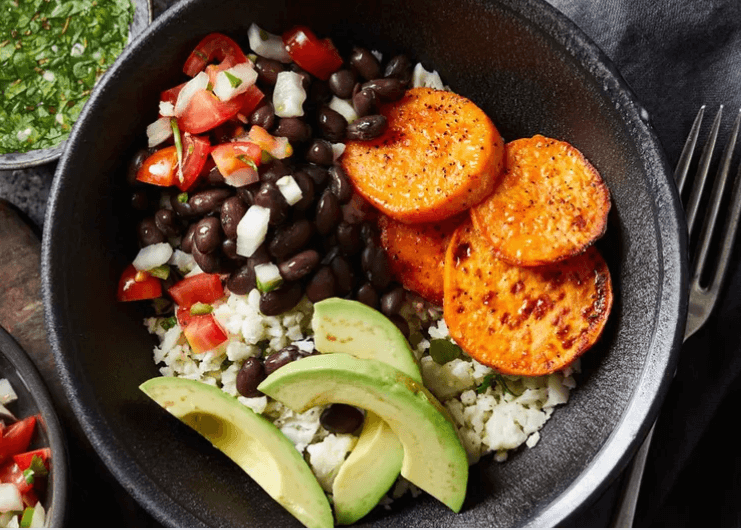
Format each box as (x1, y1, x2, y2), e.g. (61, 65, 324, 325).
(145, 289, 578, 499)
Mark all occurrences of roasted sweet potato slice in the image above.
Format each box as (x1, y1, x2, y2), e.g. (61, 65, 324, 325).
(379, 213, 465, 305)
(443, 220, 612, 376)
(341, 87, 505, 224)
(470, 135, 610, 266)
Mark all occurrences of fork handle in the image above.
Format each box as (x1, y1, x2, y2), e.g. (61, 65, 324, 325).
(612, 423, 656, 527)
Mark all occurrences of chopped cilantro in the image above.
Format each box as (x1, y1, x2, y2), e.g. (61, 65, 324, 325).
(476, 373, 520, 396)
(224, 71, 242, 88)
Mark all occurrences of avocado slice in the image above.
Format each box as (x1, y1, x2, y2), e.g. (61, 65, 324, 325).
(312, 298, 422, 524)
(140, 377, 334, 528)
(258, 353, 468, 513)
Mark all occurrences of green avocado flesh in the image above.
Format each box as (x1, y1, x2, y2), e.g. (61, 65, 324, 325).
(139, 377, 334, 528)
(258, 353, 468, 513)
(312, 298, 423, 524)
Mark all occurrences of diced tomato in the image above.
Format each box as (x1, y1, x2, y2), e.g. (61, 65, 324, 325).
(238, 85, 266, 121)
(117, 264, 162, 302)
(12, 448, 51, 471)
(210, 142, 262, 186)
(0, 461, 32, 494)
(204, 55, 244, 87)
(183, 33, 248, 77)
(182, 313, 228, 354)
(178, 89, 247, 135)
(168, 273, 224, 308)
(282, 26, 343, 81)
(160, 82, 187, 107)
(246, 125, 292, 159)
(136, 146, 179, 187)
(0, 417, 36, 464)
(176, 134, 211, 191)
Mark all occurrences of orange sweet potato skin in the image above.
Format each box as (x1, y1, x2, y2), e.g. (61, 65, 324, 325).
(341, 87, 505, 224)
(379, 213, 465, 306)
(443, 220, 612, 376)
(470, 135, 610, 266)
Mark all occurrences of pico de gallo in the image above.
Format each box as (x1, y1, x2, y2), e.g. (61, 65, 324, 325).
(0, 380, 48, 528)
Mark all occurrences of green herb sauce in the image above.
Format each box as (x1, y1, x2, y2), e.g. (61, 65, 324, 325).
(0, 0, 134, 154)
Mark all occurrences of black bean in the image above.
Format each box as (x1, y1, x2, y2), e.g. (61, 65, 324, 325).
(255, 57, 284, 85)
(249, 101, 276, 131)
(352, 87, 378, 117)
(279, 250, 321, 282)
(264, 346, 301, 375)
(260, 158, 293, 184)
(220, 196, 248, 239)
(206, 164, 226, 186)
(170, 192, 194, 218)
(253, 182, 289, 226)
(320, 404, 364, 434)
(320, 245, 341, 266)
(341, 194, 371, 225)
(360, 221, 378, 245)
(237, 181, 261, 206)
(346, 115, 388, 141)
(384, 54, 413, 84)
(362, 78, 405, 101)
(126, 149, 149, 186)
(154, 208, 180, 238)
(274, 117, 312, 144)
(138, 217, 166, 247)
(130, 190, 149, 211)
(189, 188, 232, 216)
(356, 282, 379, 309)
(181, 223, 196, 254)
(289, 64, 312, 89)
(349, 47, 382, 81)
(250, 244, 271, 265)
(268, 218, 314, 260)
(236, 357, 265, 398)
(302, 164, 329, 189)
(305, 266, 337, 303)
(194, 216, 222, 255)
(317, 106, 347, 142)
(361, 244, 376, 273)
(380, 285, 405, 316)
(330, 255, 355, 295)
(315, 190, 342, 235)
(291, 171, 315, 213)
(259, 282, 303, 316)
(227, 262, 256, 295)
(308, 79, 333, 107)
(328, 69, 357, 99)
(389, 314, 410, 338)
(192, 243, 221, 273)
(305, 139, 334, 166)
(222, 238, 240, 261)
(328, 165, 353, 203)
(336, 221, 362, 255)
(367, 247, 392, 290)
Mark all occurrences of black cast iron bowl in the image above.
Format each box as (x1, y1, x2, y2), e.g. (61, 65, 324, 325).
(41, 0, 688, 526)
(0, 326, 67, 526)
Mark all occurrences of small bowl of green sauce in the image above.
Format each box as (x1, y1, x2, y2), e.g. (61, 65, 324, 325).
(0, 0, 153, 170)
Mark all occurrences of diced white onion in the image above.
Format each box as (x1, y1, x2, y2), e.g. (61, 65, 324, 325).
(254, 262, 283, 292)
(0, 484, 24, 513)
(276, 175, 303, 206)
(168, 249, 197, 275)
(328, 96, 358, 124)
(236, 205, 271, 257)
(146, 116, 172, 148)
(132, 242, 174, 271)
(223, 167, 260, 187)
(159, 101, 175, 117)
(371, 49, 383, 62)
(412, 62, 445, 90)
(174, 71, 209, 116)
(248, 23, 292, 63)
(331, 142, 346, 162)
(273, 71, 307, 118)
(213, 62, 259, 102)
(30, 501, 46, 528)
(0, 379, 17, 405)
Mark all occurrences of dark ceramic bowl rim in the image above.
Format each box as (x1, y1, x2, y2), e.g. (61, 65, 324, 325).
(0, 326, 67, 527)
(0, 0, 153, 171)
(42, 0, 688, 526)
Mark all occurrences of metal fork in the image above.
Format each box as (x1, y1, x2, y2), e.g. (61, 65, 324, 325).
(612, 105, 741, 527)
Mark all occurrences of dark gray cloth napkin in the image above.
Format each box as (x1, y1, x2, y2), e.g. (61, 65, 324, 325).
(547, 0, 741, 526)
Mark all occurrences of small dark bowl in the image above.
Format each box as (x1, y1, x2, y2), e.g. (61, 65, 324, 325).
(42, 0, 688, 526)
(0, 0, 153, 170)
(0, 326, 67, 526)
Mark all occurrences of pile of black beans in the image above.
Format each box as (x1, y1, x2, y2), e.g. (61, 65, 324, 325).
(128, 38, 420, 422)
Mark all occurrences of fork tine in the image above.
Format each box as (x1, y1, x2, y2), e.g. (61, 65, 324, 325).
(675, 105, 705, 194)
(685, 106, 724, 235)
(692, 108, 741, 289)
